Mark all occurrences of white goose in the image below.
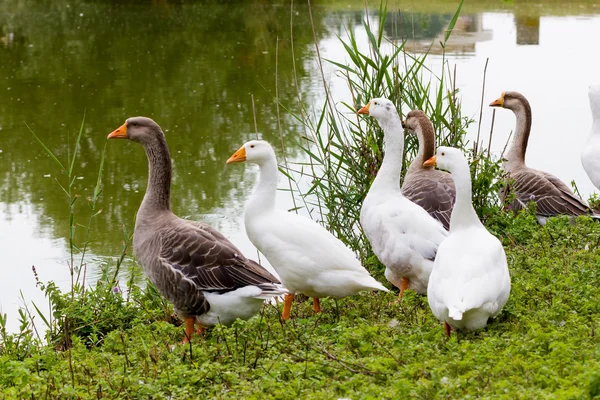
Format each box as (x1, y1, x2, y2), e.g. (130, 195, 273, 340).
(358, 98, 447, 296)
(424, 147, 511, 336)
(226, 140, 388, 319)
(582, 85, 600, 191)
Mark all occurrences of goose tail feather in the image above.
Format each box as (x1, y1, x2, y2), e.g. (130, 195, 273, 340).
(252, 283, 289, 299)
(448, 307, 464, 321)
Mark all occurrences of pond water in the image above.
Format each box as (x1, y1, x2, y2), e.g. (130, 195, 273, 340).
(1, 0, 599, 331)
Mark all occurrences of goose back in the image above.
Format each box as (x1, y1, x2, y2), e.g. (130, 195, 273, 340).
(135, 215, 281, 317)
(402, 169, 455, 230)
(501, 166, 590, 217)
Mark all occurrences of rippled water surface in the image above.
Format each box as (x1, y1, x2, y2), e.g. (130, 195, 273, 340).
(1, 0, 599, 330)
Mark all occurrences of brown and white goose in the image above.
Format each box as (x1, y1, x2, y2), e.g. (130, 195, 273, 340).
(108, 117, 286, 343)
(490, 91, 592, 224)
(401, 110, 456, 230)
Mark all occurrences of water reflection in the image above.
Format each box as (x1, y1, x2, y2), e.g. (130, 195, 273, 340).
(0, 0, 323, 260)
(398, 14, 492, 55)
(335, 10, 493, 55)
(515, 15, 540, 45)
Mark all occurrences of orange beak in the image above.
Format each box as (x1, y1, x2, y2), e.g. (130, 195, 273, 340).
(357, 102, 371, 115)
(108, 122, 128, 139)
(423, 155, 437, 167)
(226, 146, 247, 164)
(489, 92, 505, 107)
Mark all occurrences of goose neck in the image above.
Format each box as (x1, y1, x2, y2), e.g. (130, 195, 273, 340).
(505, 101, 531, 167)
(372, 116, 404, 192)
(246, 157, 278, 217)
(408, 122, 435, 174)
(449, 161, 482, 231)
(139, 135, 172, 215)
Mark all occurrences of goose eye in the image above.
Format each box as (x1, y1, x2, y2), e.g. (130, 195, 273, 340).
(374, 102, 378, 105)
(250, 145, 255, 148)
(441, 152, 445, 156)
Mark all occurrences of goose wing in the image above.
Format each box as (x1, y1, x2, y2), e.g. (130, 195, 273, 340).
(505, 168, 589, 216)
(162, 220, 280, 288)
(402, 170, 456, 230)
(152, 220, 280, 316)
(362, 195, 447, 262)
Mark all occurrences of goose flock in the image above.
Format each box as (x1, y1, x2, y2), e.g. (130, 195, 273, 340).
(107, 87, 599, 340)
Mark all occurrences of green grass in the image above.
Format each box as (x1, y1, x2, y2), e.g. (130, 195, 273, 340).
(1, 210, 599, 399)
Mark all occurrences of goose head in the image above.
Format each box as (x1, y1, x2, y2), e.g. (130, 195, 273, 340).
(226, 140, 276, 166)
(107, 116, 164, 145)
(401, 110, 430, 134)
(489, 91, 529, 112)
(357, 98, 399, 124)
(423, 146, 465, 173)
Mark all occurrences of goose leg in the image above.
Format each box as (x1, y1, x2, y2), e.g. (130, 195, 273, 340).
(196, 325, 205, 336)
(183, 317, 195, 344)
(444, 322, 451, 337)
(399, 277, 409, 297)
(312, 298, 321, 313)
(282, 293, 294, 320)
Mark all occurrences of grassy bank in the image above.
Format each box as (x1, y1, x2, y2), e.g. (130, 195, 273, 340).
(1, 211, 599, 398)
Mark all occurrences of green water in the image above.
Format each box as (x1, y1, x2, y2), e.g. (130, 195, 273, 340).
(0, 1, 324, 260)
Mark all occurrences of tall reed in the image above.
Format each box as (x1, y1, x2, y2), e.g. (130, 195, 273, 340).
(286, 0, 502, 265)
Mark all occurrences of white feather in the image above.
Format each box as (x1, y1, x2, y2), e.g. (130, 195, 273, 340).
(196, 286, 278, 327)
(239, 140, 388, 300)
(247, 209, 388, 298)
(427, 147, 511, 332)
(359, 98, 447, 294)
(361, 190, 447, 293)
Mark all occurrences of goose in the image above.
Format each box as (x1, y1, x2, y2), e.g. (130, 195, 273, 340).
(490, 91, 592, 224)
(424, 147, 511, 336)
(357, 98, 448, 296)
(401, 110, 456, 230)
(581, 85, 600, 191)
(108, 117, 286, 343)
(226, 140, 388, 319)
